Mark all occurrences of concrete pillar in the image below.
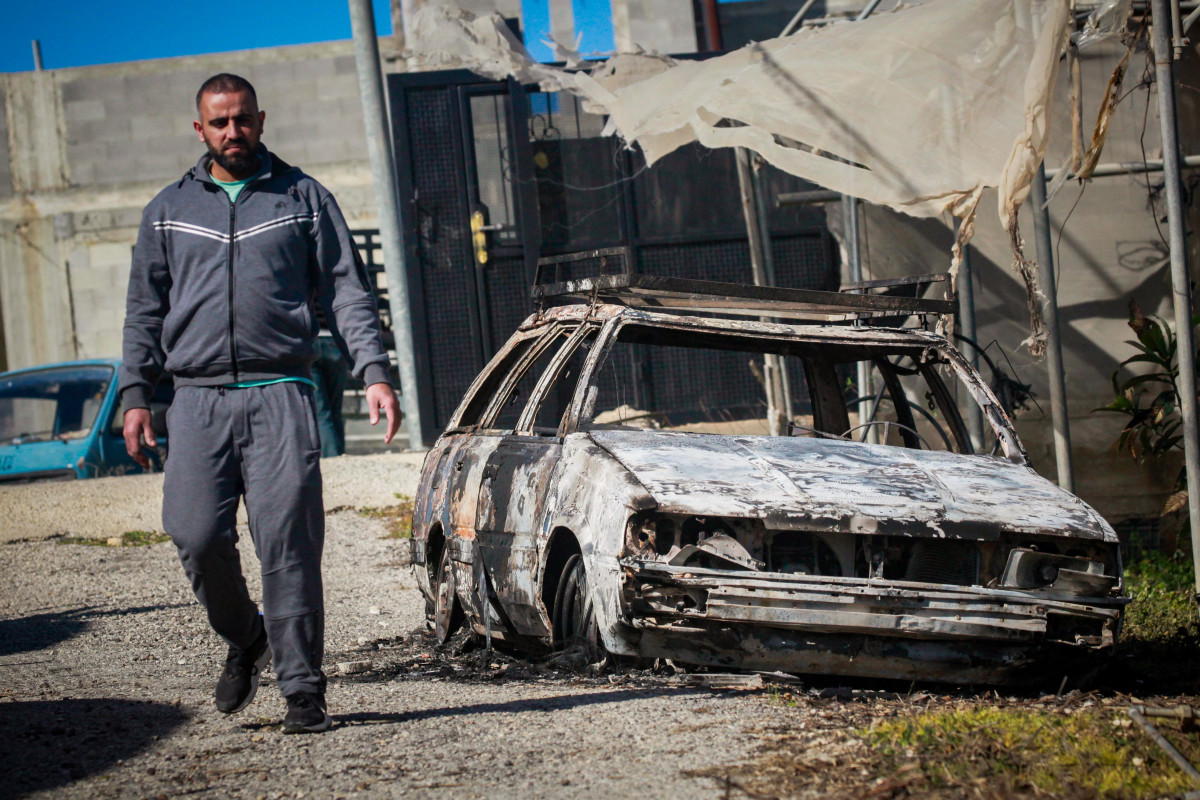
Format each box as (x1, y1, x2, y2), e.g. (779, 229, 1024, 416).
(0, 217, 76, 368)
(549, 0, 577, 52)
(2, 72, 69, 193)
(0, 72, 76, 369)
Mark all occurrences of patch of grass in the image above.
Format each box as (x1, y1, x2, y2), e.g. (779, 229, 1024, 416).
(59, 530, 170, 547)
(1123, 551, 1199, 643)
(359, 493, 415, 539)
(864, 705, 1198, 798)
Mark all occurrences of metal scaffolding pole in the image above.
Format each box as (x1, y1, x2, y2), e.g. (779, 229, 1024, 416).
(736, 149, 788, 435)
(349, 0, 424, 449)
(842, 196, 875, 441)
(1150, 0, 1200, 592)
(1030, 164, 1075, 493)
(956, 224, 985, 451)
(842, 2, 880, 442)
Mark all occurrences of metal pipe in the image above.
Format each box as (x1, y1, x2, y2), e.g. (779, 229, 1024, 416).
(1045, 153, 1200, 179)
(1186, 2, 1200, 31)
(846, 3, 883, 445)
(736, 151, 769, 291)
(781, 0, 820, 36)
(856, 0, 886, 21)
(31, 40, 43, 71)
(736, 148, 786, 435)
(750, 155, 794, 423)
(1128, 707, 1200, 785)
(348, 0, 424, 449)
(777, 188, 843, 205)
(956, 228, 985, 451)
(1030, 164, 1075, 493)
(842, 196, 874, 440)
(701, 0, 723, 51)
(776, 155, 1200, 197)
(1151, 0, 1200, 594)
(1172, 0, 1187, 59)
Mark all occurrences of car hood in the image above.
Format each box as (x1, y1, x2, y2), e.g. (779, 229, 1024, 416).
(0, 437, 89, 481)
(587, 430, 1113, 541)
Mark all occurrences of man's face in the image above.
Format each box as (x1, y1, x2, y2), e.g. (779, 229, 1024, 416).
(193, 90, 265, 180)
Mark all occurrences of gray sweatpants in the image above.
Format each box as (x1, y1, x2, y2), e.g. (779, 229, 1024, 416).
(163, 382, 325, 697)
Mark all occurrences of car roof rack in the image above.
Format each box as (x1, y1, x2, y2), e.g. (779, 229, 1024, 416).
(531, 247, 955, 322)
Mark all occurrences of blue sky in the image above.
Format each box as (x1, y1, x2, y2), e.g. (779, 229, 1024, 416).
(0, 0, 622, 73)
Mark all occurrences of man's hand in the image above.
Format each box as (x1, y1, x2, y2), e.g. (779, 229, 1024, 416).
(123, 408, 157, 469)
(365, 383, 403, 444)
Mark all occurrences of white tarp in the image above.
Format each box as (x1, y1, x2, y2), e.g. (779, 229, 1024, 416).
(411, 0, 1069, 225)
(410, 0, 1072, 350)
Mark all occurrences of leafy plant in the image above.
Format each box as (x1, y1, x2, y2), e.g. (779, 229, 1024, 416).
(1095, 303, 1197, 514)
(1123, 550, 1200, 642)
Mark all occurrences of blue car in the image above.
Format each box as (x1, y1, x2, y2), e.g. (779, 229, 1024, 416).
(0, 359, 171, 484)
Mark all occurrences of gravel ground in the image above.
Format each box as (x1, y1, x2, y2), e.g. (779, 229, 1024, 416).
(0, 455, 793, 800)
(3, 454, 1196, 799)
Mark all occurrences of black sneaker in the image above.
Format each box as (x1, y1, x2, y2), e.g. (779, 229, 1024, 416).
(214, 629, 271, 714)
(282, 690, 332, 734)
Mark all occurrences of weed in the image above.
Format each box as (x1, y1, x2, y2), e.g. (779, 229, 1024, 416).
(765, 685, 802, 708)
(359, 494, 415, 540)
(865, 705, 1198, 798)
(59, 530, 170, 547)
(1124, 551, 1200, 642)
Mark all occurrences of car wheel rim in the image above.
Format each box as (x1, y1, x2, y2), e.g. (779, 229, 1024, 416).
(434, 547, 462, 644)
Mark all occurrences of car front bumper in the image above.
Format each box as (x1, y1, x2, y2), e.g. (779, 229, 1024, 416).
(618, 559, 1126, 683)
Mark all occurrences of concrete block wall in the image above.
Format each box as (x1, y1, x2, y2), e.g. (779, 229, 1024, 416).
(612, 0, 698, 54)
(0, 40, 380, 372)
(55, 49, 368, 192)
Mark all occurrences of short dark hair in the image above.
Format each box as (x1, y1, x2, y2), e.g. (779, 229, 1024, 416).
(195, 73, 258, 111)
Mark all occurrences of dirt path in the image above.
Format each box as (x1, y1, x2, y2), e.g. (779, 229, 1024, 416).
(2, 456, 1198, 799)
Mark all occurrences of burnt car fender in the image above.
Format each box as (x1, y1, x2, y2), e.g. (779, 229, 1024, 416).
(535, 433, 655, 654)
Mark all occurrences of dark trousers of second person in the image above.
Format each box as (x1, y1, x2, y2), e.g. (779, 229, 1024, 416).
(162, 382, 326, 697)
(310, 337, 348, 458)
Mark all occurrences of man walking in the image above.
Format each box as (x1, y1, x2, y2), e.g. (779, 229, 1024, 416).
(120, 73, 400, 734)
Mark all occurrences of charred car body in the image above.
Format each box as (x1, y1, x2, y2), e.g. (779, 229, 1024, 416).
(410, 259, 1125, 683)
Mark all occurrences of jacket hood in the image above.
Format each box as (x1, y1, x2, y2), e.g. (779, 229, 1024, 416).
(588, 430, 1114, 541)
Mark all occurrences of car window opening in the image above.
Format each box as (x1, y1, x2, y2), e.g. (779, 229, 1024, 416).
(0, 365, 115, 444)
(582, 324, 976, 454)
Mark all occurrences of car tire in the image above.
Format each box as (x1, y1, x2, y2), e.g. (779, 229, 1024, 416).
(552, 553, 603, 659)
(433, 544, 464, 645)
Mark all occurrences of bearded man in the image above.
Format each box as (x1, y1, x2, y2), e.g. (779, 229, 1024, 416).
(119, 73, 400, 733)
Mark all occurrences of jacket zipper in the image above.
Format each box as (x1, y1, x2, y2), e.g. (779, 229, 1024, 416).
(226, 198, 239, 381)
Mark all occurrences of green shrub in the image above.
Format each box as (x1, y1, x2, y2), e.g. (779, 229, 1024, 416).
(1123, 551, 1199, 642)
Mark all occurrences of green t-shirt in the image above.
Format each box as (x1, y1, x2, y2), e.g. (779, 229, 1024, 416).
(224, 377, 318, 390)
(210, 155, 269, 202)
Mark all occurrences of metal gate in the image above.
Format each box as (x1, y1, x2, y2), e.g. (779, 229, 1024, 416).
(389, 68, 839, 446)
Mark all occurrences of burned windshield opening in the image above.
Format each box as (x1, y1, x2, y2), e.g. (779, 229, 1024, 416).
(581, 324, 973, 453)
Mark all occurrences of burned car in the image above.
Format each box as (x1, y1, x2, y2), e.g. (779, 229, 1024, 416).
(409, 263, 1125, 684)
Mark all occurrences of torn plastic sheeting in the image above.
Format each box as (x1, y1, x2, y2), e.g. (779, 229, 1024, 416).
(410, 0, 1070, 231)
(1073, 0, 1134, 49)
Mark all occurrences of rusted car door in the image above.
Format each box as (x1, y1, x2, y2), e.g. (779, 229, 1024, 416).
(473, 324, 596, 638)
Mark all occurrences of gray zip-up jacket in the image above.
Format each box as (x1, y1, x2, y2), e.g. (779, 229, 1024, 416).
(119, 147, 392, 410)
